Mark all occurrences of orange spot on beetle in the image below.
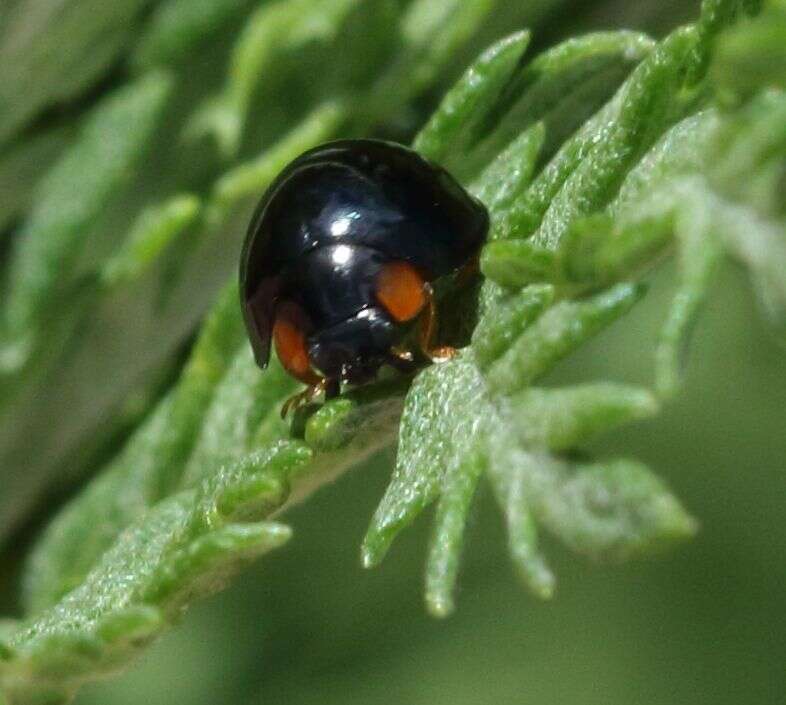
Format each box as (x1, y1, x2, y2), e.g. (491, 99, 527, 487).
(273, 302, 320, 384)
(376, 261, 426, 323)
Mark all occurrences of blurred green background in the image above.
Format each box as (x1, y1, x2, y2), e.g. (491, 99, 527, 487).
(2, 0, 785, 703)
(77, 267, 786, 705)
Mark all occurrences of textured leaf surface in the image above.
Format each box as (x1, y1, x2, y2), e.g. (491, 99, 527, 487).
(8, 286, 404, 703)
(1, 0, 784, 702)
(364, 0, 781, 617)
(364, 292, 691, 617)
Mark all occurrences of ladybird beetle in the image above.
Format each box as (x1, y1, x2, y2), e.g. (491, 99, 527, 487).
(239, 139, 489, 417)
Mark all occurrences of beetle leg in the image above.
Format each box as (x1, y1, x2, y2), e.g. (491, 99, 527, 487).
(418, 283, 457, 363)
(281, 377, 333, 419)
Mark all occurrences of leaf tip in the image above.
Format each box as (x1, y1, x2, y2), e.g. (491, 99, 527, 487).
(254, 520, 294, 549)
(360, 532, 391, 570)
(515, 561, 556, 601)
(425, 592, 455, 619)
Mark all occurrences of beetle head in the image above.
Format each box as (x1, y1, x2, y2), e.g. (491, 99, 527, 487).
(308, 307, 397, 385)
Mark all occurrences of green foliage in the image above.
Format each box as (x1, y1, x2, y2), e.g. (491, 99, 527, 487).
(0, 0, 155, 146)
(132, 0, 258, 70)
(0, 0, 567, 546)
(1, 0, 784, 702)
(5, 442, 301, 705)
(1, 73, 174, 372)
(0, 127, 71, 234)
(712, 0, 786, 98)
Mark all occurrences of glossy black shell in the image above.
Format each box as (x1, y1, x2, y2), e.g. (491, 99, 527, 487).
(239, 139, 488, 382)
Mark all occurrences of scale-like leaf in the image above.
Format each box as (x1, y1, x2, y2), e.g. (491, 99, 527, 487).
(3, 442, 309, 705)
(22, 285, 247, 613)
(365, 340, 689, 616)
(363, 354, 488, 570)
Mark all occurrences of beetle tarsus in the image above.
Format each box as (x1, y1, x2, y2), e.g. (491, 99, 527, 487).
(281, 378, 331, 419)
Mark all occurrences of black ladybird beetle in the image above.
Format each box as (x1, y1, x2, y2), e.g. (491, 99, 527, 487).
(239, 139, 489, 417)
